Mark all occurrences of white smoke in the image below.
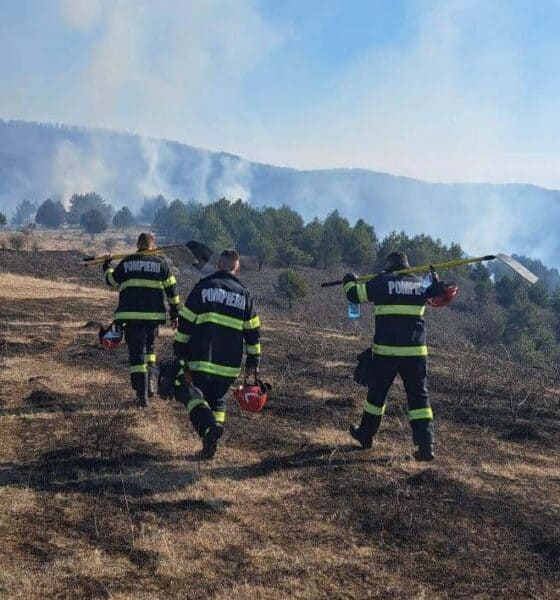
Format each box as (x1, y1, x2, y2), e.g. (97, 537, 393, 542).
(138, 137, 179, 200)
(212, 156, 252, 203)
(52, 139, 113, 206)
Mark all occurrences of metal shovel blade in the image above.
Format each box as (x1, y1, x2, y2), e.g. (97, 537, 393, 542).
(185, 241, 216, 274)
(496, 253, 539, 284)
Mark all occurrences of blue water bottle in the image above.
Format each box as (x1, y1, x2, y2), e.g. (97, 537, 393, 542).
(347, 302, 361, 319)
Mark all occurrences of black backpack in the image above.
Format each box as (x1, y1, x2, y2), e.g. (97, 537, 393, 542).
(353, 348, 372, 387)
(157, 358, 181, 400)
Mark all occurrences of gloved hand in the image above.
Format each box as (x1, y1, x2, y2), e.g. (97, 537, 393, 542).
(343, 272, 357, 285)
(245, 366, 259, 383)
(102, 255, 113, 271)
(169, 304, 179, 322)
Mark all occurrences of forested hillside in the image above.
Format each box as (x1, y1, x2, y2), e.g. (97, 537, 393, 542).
(2, 119, 560, 269)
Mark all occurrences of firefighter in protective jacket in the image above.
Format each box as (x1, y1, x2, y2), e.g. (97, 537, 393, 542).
(103, 232, 180, 407)
(344, 251, 444, 461)
(173, 249, 261, 459)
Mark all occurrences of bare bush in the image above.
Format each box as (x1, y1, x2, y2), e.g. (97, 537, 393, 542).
(9, 232, 25, 251)
(71, 413, 134, 459)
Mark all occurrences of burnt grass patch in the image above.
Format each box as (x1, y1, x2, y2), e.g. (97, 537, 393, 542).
(23, 388, 77, 413)
(321, 465, 560, 596)
(503, 421, 546, 443)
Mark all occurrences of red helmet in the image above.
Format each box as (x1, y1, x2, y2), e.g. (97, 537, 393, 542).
(426, 283, 459, 307)
(233, 378, 271, 413)
(99, 322, 123, 350)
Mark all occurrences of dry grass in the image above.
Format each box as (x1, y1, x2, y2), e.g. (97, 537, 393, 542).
(25, 228, 147, 254)
(0, 274, 112, 301)
(0, 256, 558, 598)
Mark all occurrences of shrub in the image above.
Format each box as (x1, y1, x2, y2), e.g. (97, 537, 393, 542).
(80, 209, 108, 238)
(277, 269, 308, 309)
(35, 198, 66, 228)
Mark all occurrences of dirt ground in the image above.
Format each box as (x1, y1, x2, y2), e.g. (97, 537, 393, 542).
(0, 251, 558, 599)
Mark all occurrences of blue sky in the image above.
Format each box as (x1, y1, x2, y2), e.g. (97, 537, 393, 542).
(2, 0, 560, 187)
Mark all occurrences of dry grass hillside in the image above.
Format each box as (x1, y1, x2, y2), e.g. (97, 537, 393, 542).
(0, 243, 558, 599)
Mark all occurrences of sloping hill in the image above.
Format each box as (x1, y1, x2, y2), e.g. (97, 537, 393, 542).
(2, 119, 560, 267)
(0, 256, 558, 598)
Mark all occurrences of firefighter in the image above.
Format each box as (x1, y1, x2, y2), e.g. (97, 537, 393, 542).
(103, 232, 180, 407)
(173, 249, 261, 459)
(343, 251, 445, 461)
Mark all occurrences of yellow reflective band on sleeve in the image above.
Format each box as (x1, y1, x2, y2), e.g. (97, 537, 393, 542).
(343, 281, 357, 293)
(243, 315, 261, 330)
(105, 268, 118, 288)
(409, 407, 433, 421)
(196, 312, 244, 330)
(213, 411, 226, 424)
(129, 364, 148, 374)
(356, 282, 369, 303)
(187, 361, 241, 378)
(246, 343, 261, 355)
(179, 306, 197, 322)
(364, 402, 386, 416)
(163, 275, 177, 287)
(115, 311, 167, 321)
(146, 353, 156, 364)
(167, 295, 180, 305)
(373, 344, 428, 357)
(119, 278, 164, 291)
(174, 331, 191, 344)
(186, 398, 210, 414)
(375, 305, 426, 317)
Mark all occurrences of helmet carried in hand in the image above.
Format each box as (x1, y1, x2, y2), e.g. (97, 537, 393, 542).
(426, 282, 459, 307)
(233, 376, 271, 413)
(99, 322, 123, 350)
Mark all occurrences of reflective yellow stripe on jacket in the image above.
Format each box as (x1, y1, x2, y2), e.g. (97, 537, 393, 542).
(375, 305, 426, 317)
(244, 315, 261, 330)
(344, 281, 368, 303)
(119, 278, 164, 291)
(196, 312, 244, 330)
(115, 311, 167, 321)
(105, 268, 118, 288)
(179, 306, 197, 322)
(373, 344, 428, 357)
(163, 275, 177, 288)
(174, 331, 191, 344)
(187, 360, 241, 378)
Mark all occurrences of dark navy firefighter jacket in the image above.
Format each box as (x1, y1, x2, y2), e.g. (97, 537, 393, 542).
(104, 254, 180, 324)
(173, 270, 261, 378)
(345, 272, 427, 357)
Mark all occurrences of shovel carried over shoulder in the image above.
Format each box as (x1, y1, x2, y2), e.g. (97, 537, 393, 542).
(321, 253, 539, 287)
(82, 240, 215, 272)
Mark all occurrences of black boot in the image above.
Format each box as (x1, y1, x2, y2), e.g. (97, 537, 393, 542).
(136, 391, 148, 409)
(349, 424, 373, 449)
(414, 444, 435, 461)
(199, 426, 223, 460)
(131, 371, 148, 408)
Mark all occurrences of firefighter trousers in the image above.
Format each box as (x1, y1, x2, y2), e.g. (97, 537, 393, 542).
(124, 323, 159, 399)
(360, 355, 434, 446)
(175, 373, 233, 437)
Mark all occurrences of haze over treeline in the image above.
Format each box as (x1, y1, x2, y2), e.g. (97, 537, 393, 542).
(1, 119, 560, 268)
